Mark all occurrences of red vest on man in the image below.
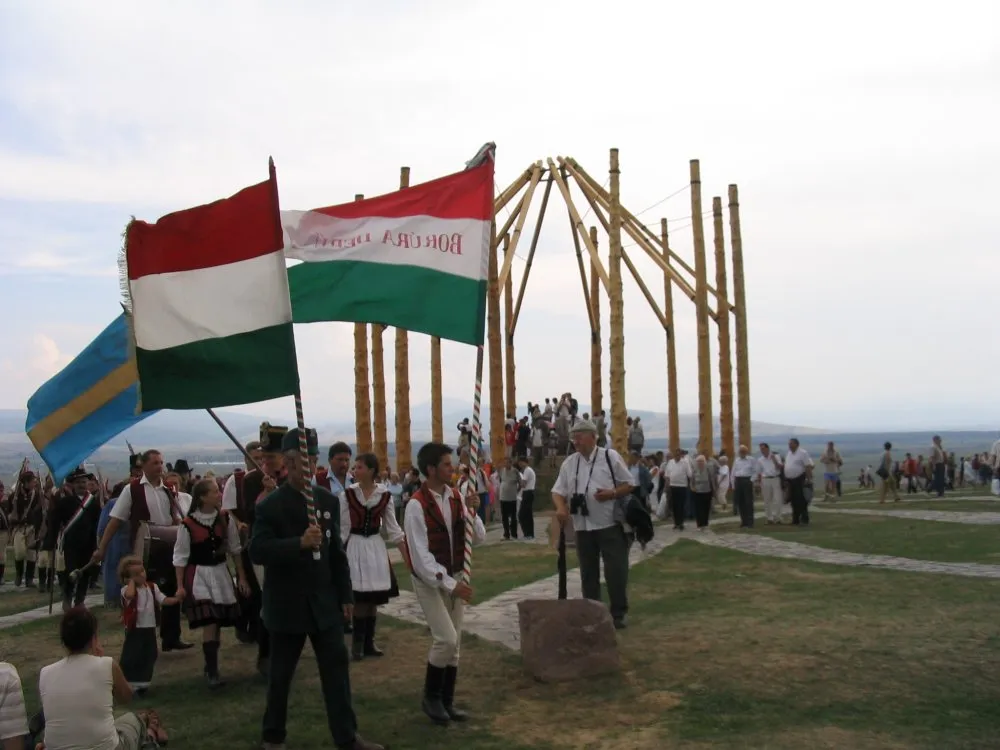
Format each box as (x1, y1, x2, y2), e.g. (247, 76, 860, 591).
(314, 472, 332, 491)
(345, 488, 392, 536)
(410, 486, 465, 576)
(127, 478, 180, 546)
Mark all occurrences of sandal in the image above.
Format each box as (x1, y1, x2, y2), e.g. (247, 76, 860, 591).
(137, 709, 169, 746)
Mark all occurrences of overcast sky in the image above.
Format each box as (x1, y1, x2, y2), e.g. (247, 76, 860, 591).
(1, 0, 998, 433)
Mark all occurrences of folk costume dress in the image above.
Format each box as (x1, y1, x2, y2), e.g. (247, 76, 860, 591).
(172, 509, 242, 628)
(120, 582, 168, 690)
(403, 483, 486, 724)
(339, 483, 404, 605)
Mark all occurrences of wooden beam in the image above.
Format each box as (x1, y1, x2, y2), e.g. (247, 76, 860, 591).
(621, 248, 668, 330)
(498, 162, 543, 290)
(496, 190, 527, 242)
(565, 169, 598, 333)
(511, 175, 552, 334)
(394, 167, 413, 473)
(547, 158, 610, 292)
(590, 226, 603, 418)
(565, 156, 736, 313)
(353, 193, 372, 454)
(487, 223, 505, 458)
(729, 184, 752, 449)
(371, 322, 388, 469)
(608, 149, 627, 455)
(662, 219, 680, 453)
(713, 196, 734, 460)
(494, 166, 534, 215)
(504, 233, 516, 419)
(690, 160, 713, 457)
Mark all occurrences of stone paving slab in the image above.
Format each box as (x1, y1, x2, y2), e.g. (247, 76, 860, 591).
(692, 532, 1000, 579)
(0, 594, 103, 630)
(814, 507, 1000, 525)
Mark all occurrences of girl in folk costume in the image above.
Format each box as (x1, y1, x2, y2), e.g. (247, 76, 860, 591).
(119, 554, 181, 694)
(340, 453, 405, 661)
(172, 478, 251, 688)
(403, 442, 486, 726)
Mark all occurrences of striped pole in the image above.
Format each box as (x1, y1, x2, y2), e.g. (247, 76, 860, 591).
(463, 344, 485, 584)
(294, 391, 321, 561)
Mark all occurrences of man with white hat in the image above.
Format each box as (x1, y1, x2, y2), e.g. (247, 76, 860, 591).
(550, 419, 635, 629)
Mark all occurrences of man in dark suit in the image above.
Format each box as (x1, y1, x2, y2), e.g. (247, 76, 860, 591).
(250, 427, 383, 750)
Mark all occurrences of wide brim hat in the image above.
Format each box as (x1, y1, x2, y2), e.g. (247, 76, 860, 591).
(173, 459, 192, 475)
(66, 466, 88, 482)
(281, 427, 319, 457)
(259, 422, 290, 454)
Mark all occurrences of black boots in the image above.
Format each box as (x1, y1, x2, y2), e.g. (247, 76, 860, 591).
(0, 564, 5, 586)
(14, 560, 24, 588)
(442, 666, 468, 721)
(351, 617, 365, 661)
(24, 561, 35, 589)
(203, 641, 224, 689)
(422, 664, 451, 725)
(363, 616, 384, 658)
(36, 567, 47, 593)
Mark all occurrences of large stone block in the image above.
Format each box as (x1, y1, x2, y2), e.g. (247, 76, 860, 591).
(517, 598, 621, 682)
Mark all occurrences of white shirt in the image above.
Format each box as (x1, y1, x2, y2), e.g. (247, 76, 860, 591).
(521, 466, 537, 491)
(663, 458, 693, 487)
(39, 654, 118, 750)
(403, 486, 486, 593)
(783, 449, 814, 479)
(127, 583, 167, 629)
(338, 483, 405, 545)
(110, 473, 176, 525)
(0, 662, 27, 742)
(176, 491, 192, 517)
(758, 452, 783, 478)
(222, 473, 239, 511)
(551, 447, 634, 531)
(731, 457, 756, 478)
(991, 439, 1000, 471)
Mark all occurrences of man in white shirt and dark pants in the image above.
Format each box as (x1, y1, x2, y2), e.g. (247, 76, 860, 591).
(757, 443, 784, 524)
(783, 438, 814, 526)
(731, 446, 757, 528)
(551, 420, 635, 629)
(516, 457, 537, 540)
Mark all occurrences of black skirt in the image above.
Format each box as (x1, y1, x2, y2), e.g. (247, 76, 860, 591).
(120, 627, 158, 687)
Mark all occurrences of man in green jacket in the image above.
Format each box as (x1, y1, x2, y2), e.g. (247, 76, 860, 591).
(250, 428, 383, 750)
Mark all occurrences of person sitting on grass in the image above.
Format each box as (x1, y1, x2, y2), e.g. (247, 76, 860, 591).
(0, 660, 28, 750)
(38, 607, 167, 749)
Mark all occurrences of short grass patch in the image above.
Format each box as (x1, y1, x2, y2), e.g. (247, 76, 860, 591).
(0, 587, 52, 618)
(738, 512, 1000, 563)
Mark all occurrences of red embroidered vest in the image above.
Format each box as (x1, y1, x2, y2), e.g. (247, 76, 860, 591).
(314, 473, 332, 491)
(182, 511, 230, 566)
(411, 485, 465, 576)
(346, 488, 392, 537)
(121, 581, 160, 630)
(127, 478, 180, 547)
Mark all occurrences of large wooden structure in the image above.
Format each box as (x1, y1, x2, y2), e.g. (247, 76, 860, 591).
(353, 151, 751, 466)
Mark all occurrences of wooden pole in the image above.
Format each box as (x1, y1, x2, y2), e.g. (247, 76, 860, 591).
(511, 175, 552, 333)
(430, 166, 443, 445)
(565, 169, 598, 332)
(487, 222, 505, 461)
(371, 323, 388, 468)
(497, 162, 542, 290)
(590, 226, 603, 417)
(394, 167, 413, 472)
(661, 219, 680, 453)
(494, 167, 534, 216)
(608, 148, 627, 455)
(353, 193, 373, 454)
(713, 196, 734, 460)
(690, 161, 713, 457)
(503, 234, 516, 419)
(729, 184, 752, 449)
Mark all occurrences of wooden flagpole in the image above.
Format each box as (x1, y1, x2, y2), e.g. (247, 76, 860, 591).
(353, 193, 373, 454)
(661, 219, 680, 453)
(503, 234, 516, 418)
(395, 167, 413, 473)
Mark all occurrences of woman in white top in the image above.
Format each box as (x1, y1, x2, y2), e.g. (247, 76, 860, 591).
(38, 607, 155, 750)
(715, 456, 731, 510)
(339, 453, 405, 661)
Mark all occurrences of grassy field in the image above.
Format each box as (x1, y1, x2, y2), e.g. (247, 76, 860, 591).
(738, 513, 1000, 564)
(5, 540, 1000, 749)
(0, 586, 53, 618)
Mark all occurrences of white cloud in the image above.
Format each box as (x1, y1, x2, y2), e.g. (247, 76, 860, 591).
(1, 0, 999, 430)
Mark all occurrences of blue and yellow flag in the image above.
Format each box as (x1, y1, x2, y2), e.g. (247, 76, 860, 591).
(25, 314, 157, 483)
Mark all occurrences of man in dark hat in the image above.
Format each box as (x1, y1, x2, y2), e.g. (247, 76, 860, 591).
(173, 459, 193, 493)
(9, 470, 44, 588)
(235, 424, 288, 670)
(43, 467, 102, 611)
(250, 428, 383, 750)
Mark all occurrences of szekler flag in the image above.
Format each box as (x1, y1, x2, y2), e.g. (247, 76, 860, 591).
(125, 166, 299, 411)
(283, 147, 494, 346)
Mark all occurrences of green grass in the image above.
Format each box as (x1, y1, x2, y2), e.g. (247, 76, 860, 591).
(740, 512, 1000, 564)
(0, 586, 52, 617)
(6, 541, 1000, 748)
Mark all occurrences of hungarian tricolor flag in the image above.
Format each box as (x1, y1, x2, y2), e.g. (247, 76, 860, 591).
(125, 166, 300, 411)
(283, 147, 494, 346)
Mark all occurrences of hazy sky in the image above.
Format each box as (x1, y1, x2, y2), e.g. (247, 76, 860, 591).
(1, 1, 998, 432)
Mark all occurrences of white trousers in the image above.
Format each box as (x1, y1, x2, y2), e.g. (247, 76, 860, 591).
(413, 575, 465, 668)
(762, 477, 784, 521)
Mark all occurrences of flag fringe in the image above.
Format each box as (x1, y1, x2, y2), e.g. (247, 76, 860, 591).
(118, 218, 144, 413)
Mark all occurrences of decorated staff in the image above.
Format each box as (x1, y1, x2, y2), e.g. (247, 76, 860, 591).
(43, 467, 101, 611)
(401, 442, 486, 726)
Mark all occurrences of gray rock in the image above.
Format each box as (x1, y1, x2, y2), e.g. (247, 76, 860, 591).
(517, 598, 620, 682)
